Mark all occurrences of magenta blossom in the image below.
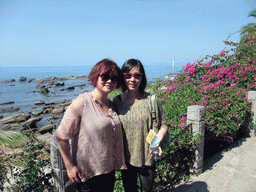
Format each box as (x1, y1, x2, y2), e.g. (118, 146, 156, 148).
(184, 63, 191, 72)
(166, 85, 176, 90)
(180, 116, 186, 123)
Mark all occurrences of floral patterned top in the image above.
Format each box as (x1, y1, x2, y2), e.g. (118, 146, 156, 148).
(113, 92, 168, 167)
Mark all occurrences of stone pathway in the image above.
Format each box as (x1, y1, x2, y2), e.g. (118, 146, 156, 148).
(167, 136, 256, 192)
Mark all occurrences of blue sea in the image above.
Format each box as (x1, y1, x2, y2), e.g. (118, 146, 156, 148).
(0, 64, 182, 127)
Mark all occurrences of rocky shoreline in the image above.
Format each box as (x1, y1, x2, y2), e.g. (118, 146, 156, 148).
(0, 75, 89, 137)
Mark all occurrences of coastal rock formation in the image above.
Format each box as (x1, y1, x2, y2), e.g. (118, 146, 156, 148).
(20, 116, 43, 131)
(38, 124, 57, 134)
(0, 75, 86, 135)
(0, 107, 20, 113)
(19, 77, 27, 82)
(34, 100, 45, 105)
(31, 107, 46, 116)
(0, 101, 15, 105)
(0, 113, 30, 124)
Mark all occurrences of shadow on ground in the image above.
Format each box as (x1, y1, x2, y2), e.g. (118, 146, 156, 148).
(164, 181, 209, 192)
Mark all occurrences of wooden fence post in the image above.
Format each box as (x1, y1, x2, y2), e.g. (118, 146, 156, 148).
(248, 91, 256, 137)
(187, 105, 205, 175)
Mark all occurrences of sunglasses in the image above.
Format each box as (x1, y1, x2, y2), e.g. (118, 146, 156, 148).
(123, 73, 143, 79)
(99, 74, 119, 82)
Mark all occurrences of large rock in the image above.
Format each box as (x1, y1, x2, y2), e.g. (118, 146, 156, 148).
(8, 79, 16, 83)
(36, 84, 46, 89)
(21, 117, 42, 130)
(37, 132, 53, 145)
(2, 123, 23, 130)
(39, 124, 57, 134)
(27, 78, 35, 83)
(0, 107, 20, 113)
(0, 101, 15, 105)
(31, 107, 45, 116)
(34, 100, 45, 105)
(19, 77, 27, 82)
(60, 86, 75, 91)
(52, 108, 64, 114)
(0, 113, 30, 124)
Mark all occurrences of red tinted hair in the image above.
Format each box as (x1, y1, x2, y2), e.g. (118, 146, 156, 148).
(89, 59, 122, 88)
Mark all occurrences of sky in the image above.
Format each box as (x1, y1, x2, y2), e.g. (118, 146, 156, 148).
(0, 0, 255, 68)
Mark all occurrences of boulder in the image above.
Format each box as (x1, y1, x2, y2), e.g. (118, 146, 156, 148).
(1, 80, 9, 83)
(27, 78, 35, 82)
(0, 113, 30, 124)
(60, 86, 75, 91)
(31, 107, 45, 116)
(43, 107, 53, 115)
(21, 116, 42, 129)
(8, 79, 16, 82)
(34, 100, 45, 105)
(37, 132, 53, 145)
(19, 77, 27, 82)
(0, 101, 15, 105)
(36, 84, 46, 89)
(0, 107, 20, 113)
(39, 124, 57, 134)
(52, 108, 64, 114)
(2, 123, 23, 130)
(0, 115, 3, 119)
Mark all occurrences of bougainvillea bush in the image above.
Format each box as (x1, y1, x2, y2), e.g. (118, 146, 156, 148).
(147, 34, 256, 190)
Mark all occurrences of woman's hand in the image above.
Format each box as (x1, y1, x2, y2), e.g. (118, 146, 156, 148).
(67, 165, 82, 183)
(158, 146, 163, 156)
(149, 146, 162, 157)
(57, 139, 82, 183)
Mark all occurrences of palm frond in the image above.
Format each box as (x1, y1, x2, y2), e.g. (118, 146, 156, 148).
(0, 131, 29, 148)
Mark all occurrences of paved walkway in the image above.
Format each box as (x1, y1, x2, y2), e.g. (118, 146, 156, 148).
(167, 136, 256, 192)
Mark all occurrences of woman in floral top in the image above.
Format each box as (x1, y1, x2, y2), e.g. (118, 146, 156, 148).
(54, 59, 126, 192)
(113, 59, 168, 192)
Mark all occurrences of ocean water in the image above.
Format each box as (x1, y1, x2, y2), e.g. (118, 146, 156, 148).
(0, 64, 181, 82)
(0, 64, 182, 124)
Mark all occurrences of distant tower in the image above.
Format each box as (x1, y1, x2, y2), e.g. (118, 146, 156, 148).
(172, 57, 175, 68)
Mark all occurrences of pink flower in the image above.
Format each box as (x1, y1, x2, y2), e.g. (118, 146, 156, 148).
(184, 63, 191, 72)
(188, 65, 196, 74)
(180, 116, 186, 123)
(167, 85, 176, 90)
(180, 123, 184, 129)
(219, 50, 228, 56)
(185, 76, 191, 82)
(236, 91, 241, 96)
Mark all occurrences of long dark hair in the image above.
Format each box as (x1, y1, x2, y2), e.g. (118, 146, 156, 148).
(121, 59, 147, 93)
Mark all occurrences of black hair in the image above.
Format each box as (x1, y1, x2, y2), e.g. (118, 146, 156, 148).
(121, 59, 147, 93)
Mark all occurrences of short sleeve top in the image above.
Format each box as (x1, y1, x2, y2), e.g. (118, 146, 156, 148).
(113, 92, 168, 167)
(53, 92, 127, 182)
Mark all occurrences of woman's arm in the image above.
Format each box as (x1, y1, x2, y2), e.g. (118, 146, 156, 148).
(58, 138, 82, 183)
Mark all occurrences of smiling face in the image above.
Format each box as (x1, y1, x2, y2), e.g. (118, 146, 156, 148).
(96, 70, 118, 94)
(124, 66, 142, 92)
